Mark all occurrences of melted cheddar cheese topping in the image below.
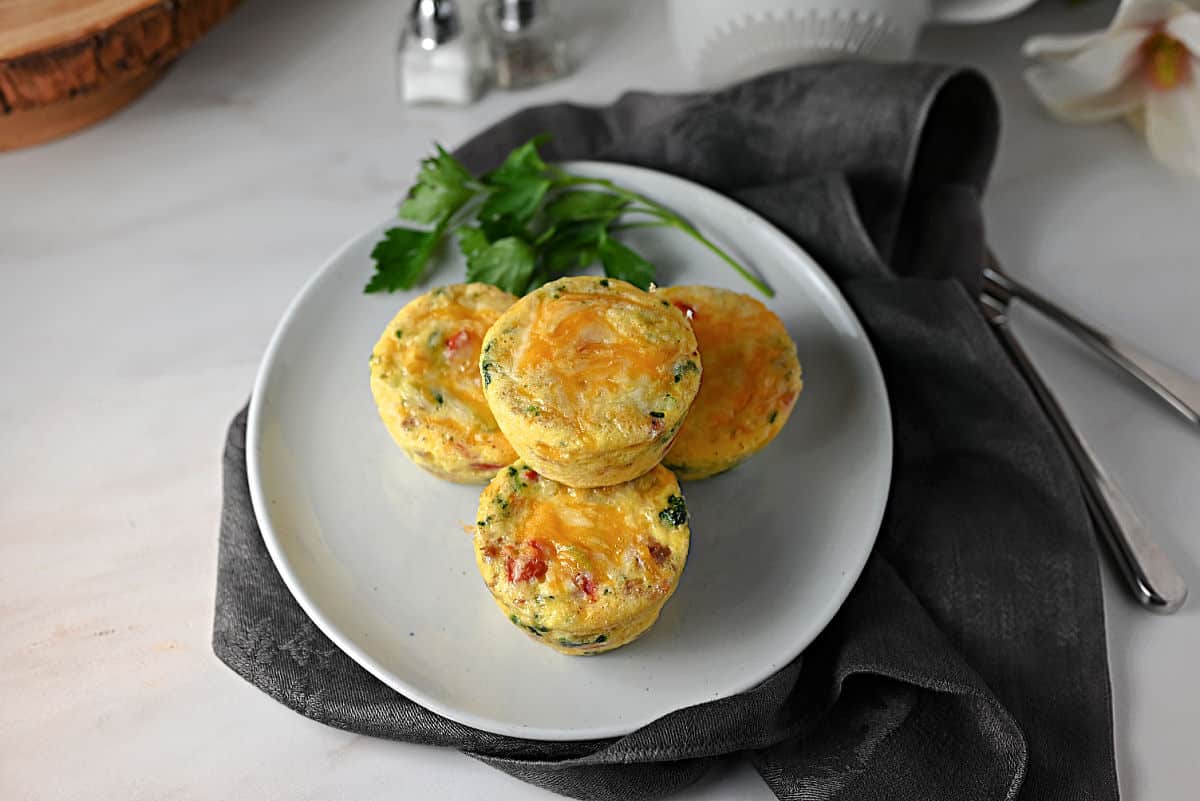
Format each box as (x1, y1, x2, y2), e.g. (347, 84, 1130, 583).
(474, 462, 690, 644)
(660, 286, 802, 480)
(481, 277, 701, 486)
(514, 291, 681, 408)
(517, 469, 678, 595)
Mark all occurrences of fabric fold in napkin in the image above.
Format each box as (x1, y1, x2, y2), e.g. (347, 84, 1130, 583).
(213, 62, 1118, 801)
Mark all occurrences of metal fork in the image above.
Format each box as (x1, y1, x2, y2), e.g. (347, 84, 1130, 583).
(984, 263, 1200, 428)
(980, 277, 1188, 614)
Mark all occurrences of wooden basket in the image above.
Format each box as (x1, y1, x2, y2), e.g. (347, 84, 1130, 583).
(0, 0, 242, 151)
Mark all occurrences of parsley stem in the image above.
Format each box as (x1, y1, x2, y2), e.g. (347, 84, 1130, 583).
(551, 172, 774, 298)
(608, 221, 668, 233)
(661, 215, 774, 298)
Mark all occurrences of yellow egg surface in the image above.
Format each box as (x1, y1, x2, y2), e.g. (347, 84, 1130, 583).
(659, 286, 802, 481)
(474, 461, 690, 655)
(480, 276, 701, 488)
(370, 283, 518, 483)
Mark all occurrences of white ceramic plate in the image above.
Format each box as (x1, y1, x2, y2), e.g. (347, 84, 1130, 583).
(248, 162, 892, 741)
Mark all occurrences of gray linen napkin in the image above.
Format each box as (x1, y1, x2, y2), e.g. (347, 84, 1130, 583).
(213, 63, 1118, 801)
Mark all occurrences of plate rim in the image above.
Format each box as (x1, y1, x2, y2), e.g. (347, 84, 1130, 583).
(246, 160, 893, 741)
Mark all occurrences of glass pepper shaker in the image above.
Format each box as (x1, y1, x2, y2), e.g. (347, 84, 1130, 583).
(397, 0, 488, 105)
(480, 0, 571, 90)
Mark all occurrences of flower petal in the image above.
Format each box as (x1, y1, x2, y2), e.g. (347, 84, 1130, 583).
(1143, 71, 1200, 174)
(1113, 0, 1191, 30)
(1027, 70, 1145, 122)
(1024, 31, 1109, 60)
(1165, 11, 1200, 56)
(1024, 28, 1148, 120)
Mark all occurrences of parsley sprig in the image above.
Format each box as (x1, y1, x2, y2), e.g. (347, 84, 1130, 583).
(365, 136, 772, 298)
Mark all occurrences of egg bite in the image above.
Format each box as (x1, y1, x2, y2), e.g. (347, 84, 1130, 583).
(474, 461, 690, 654)
(370, 283, 519, 483)
(658, 286, 802, 481)
(480, 276, 701, 488)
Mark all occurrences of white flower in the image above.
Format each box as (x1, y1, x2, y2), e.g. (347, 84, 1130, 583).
(1024, 0, 1200, 175)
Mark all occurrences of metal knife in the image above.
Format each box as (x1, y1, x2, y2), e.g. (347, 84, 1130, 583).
(979, 285, 1188, 614)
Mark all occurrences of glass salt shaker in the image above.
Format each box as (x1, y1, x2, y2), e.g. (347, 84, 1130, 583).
(480, 0, 571, 90)
(397, 0, 488, 105)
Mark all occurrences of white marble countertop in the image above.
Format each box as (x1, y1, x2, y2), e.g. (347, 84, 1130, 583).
(3, 0, 1198, 798)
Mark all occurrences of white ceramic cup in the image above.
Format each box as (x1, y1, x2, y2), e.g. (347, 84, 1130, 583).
(668, 0, 1040, 86)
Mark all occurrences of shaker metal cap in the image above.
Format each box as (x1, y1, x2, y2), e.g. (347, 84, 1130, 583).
(409, 0, 462, 49)
(496, 0, 538, 33)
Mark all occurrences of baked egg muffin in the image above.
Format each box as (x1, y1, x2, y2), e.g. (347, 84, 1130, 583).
(370, 283, 518, 483)
(658, 286, 802, 480)
(474, 461, 690, 655)
(480, 276, 701, 488)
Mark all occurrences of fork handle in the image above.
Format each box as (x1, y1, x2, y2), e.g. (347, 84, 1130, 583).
(982, 297, 1188, 613)
(985, 265, 1200, 427)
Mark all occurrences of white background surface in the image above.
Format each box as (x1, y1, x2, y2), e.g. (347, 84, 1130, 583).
(2, 0, 1197, 799)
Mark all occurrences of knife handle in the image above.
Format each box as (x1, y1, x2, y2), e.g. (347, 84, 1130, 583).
(982, 298, 1188, 613)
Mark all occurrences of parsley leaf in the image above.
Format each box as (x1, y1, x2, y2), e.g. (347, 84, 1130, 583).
(457, 226, 489, 260)
(365, 135, 773, 297)
(366, 226, 443, 293)
(398, 146, 475, 225)
(543, 191, 627, 225)
(598, 236, 655, 290)
(478, 177, 551, 238)
(477, 139, 553, 240)
(466, 237, 537, 295)
(483, 135, 549, 185)
(366, 147, 473, 291)
(539, 220, 605, 280)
